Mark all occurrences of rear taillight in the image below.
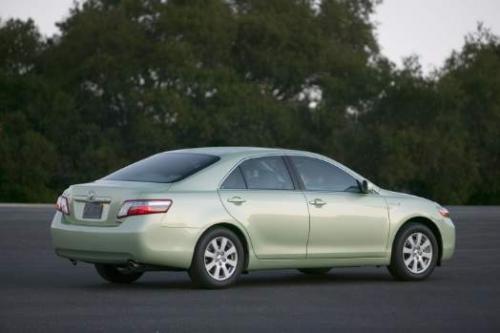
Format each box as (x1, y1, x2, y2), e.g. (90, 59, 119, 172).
(56, 196, 70, 215)
(117, 200, 172, 219)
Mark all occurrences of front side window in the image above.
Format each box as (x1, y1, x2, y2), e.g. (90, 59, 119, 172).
(229, 156, 294, 190)
(103, 152, 219, 183)
(290, 156, 360, 192)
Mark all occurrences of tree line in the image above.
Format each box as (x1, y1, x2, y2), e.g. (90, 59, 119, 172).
(0, 0, 499, 204)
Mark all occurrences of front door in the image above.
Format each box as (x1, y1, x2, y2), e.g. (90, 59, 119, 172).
(218, 156, 309, 259)
(289, 156, 389, 258)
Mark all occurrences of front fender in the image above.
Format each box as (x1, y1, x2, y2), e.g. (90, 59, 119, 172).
(385, 198, 455, 262)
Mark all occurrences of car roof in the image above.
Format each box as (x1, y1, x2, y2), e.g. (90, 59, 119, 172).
(171, 146, 307, 157)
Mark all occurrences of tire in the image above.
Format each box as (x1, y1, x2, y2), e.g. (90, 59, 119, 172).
(188, 227, 244, 289)
(388, 223, 439, 281)
(298, 268, 331, 275)
(95, 264, 143, 284)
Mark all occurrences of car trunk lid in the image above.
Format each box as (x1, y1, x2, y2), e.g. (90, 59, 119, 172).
(64, 180, 171, 226)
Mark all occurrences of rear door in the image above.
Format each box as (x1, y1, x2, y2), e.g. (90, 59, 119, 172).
(289, 156, 389, 258)
(218, 156, 309, 259)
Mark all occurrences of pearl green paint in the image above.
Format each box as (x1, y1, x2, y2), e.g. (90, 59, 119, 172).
(51, 147, 455, 271)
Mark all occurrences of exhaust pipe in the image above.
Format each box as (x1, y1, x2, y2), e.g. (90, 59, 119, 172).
(127, 260, 142, 271)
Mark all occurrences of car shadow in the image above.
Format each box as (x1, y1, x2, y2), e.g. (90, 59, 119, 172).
(236, 271, 395, 288)
(79, 270, 402, 291)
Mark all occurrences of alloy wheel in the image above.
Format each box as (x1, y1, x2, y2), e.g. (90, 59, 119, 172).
(403, 232, 433, 274)
(203, 236, 238, 281)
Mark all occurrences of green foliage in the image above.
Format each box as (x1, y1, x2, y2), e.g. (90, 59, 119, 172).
(0, 112, 57, 201)
(0, 2, 498, 203)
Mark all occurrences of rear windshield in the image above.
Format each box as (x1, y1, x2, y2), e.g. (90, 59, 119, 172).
(103, 152, 220, 183)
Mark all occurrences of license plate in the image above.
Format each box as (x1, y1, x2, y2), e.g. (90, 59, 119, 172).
(82, 202, 103, 219)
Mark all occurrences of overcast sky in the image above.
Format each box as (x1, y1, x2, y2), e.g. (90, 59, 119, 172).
(1, 0, 500, 73)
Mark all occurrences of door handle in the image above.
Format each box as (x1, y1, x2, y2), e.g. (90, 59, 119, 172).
(309, 198, 326, 207)
(227, 196, 246, 205)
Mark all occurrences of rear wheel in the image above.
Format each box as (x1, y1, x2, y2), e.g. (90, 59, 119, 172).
(388, 223, 438, 281)
(188, 227, 244, 289)
(298, 268, 331, 275)
(95, 264, 143, 284)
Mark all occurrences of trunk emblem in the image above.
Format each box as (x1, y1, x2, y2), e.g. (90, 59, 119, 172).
(87, 190, 96, 201)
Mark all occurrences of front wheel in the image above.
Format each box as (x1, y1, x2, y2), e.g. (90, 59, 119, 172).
(188, 227, 244, 289)
(388, 223, 438, 281)
(95, 264, 143, 284)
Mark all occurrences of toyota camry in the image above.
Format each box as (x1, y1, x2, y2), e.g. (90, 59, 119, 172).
(51, 147, 455, 288)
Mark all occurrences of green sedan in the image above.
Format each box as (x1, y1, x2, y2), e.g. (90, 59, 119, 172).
(51, 147, 455, 288)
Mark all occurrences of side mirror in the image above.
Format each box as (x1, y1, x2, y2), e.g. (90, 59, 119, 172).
(360, 180, 371, 194)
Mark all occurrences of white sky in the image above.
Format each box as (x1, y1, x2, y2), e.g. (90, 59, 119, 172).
(374, 0, 500, 73)
(0, 0, 73, 35)
(1, 0, 500, 73)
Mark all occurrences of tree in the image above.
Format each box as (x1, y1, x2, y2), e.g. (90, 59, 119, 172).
(0, 19, 57, 202)
(0, 2, 499, 204)
(439, 25, 500, 203)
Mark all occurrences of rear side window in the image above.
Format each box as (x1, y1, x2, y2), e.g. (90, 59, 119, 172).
(103, 152, 219, 183)
(220, 167, 246, 189)
(290, 156, 360, 192)
(239, 156, 294, 190)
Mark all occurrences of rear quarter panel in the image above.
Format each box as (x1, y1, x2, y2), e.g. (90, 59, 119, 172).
(161, 191, 237, 228)
(159, 191, 258, 267)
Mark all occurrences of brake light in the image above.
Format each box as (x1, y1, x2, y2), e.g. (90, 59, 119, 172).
(56, 196, 70, 215)
(438, 207, 450, 218)
(117, 200, 172, 218)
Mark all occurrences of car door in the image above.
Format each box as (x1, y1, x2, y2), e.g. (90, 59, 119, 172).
(218, 156, 309, 259)
(289, 155, 389, 258)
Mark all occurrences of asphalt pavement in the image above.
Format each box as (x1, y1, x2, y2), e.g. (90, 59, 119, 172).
(0, 205, 499, 332)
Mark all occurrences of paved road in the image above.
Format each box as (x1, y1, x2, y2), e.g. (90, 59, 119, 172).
(0, 206, 499, 332)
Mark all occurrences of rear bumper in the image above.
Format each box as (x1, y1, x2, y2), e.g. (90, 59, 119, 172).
(50, 212, 200, 269)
